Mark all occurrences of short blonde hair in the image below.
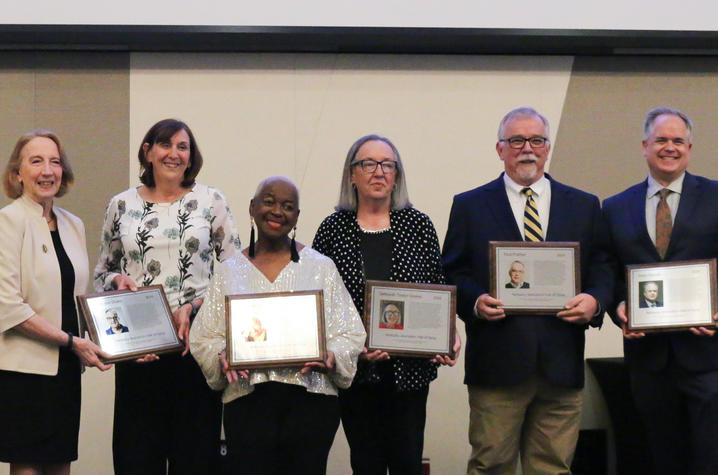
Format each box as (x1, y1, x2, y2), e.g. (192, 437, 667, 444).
(3, 130, 74, 199)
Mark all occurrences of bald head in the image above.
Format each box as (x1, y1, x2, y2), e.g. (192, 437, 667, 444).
(253, 175, 299, 206)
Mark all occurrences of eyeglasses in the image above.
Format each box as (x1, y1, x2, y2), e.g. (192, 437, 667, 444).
(500, 136, 549, 149)
(352, 159, 397, 174)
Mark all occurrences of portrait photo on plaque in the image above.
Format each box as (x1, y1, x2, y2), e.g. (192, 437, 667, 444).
(76, 285, 183, 363)
(489, 241, 580, 314)
(225, 290, 326, 369)
(627, 259, 717, 332)
(363, 280, 456, 358)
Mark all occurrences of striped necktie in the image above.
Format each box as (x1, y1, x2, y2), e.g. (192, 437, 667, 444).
(522, 187, 543, 242)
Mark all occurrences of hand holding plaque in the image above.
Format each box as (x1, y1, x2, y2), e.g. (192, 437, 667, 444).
(363, 280, 457, 359)
(489, 241, 580, 314)
(626, 259, 717, 332)
(225, 290, 327, 370)
(76, 285, 184, 363)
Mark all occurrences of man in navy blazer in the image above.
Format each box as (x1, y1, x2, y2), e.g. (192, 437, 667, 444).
(442, 107, 612, 474)
(603, 107, 718, 475)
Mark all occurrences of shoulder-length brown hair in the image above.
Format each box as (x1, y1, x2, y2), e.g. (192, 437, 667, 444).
(138, 119, 203, 188)
(3, 129, 74, 199)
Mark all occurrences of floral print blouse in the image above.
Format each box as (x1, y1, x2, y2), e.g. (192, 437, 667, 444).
(94, 183, 241, 311)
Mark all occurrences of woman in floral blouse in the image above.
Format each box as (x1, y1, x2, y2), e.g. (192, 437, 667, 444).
(94, 119, 241, 474)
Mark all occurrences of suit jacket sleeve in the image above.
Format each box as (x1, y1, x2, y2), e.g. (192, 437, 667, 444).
(581, 195, 614, 328)
(602, 196, 629, 328)
(442, 194, 483, 323)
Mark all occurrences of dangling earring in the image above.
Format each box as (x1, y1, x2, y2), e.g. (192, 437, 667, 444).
(290, 226, 299, 262)
(249, 216, 256, 258)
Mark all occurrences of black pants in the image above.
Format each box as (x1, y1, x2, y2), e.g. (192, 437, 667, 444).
(112, 353, 222, 475)
(340, 382, 429, 475)
(631, 358, 718, 475)
(223, 382, 340, 475)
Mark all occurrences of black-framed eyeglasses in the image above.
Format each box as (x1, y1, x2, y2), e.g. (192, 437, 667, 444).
(500, 136, 549, 149)
(351, 159, 398, 174)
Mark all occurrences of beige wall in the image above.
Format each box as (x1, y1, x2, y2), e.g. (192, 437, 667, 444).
(552, 55, 718, 199)
(4, 51, 718, 474)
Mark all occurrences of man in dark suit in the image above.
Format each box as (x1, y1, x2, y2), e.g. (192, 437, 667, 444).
(638, 281, 663, 308)
(442, 107, 612, 474)
(603, 107, 718, 475)
(505, 260, 530, 289)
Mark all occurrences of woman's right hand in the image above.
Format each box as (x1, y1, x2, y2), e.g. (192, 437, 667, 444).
(359, 347, 390, 362)
(72, 336, 113, 371)
(112, 275, 138, 291)
(219, 351, 248, 383)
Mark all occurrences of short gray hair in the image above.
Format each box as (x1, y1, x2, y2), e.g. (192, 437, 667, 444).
(497, 107, 551, 140)
(643, 107, 693, 141)
(335, 134, 412, 212)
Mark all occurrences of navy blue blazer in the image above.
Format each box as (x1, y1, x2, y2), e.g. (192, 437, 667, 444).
(603, 172, 718, 372)
(442, 174, 612, 388)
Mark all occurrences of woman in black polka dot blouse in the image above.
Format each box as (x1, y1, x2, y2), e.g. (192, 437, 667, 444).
(312, 134, 461, 474)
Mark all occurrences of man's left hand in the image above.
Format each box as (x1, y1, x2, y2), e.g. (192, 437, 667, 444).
(556, 293, 597, 324)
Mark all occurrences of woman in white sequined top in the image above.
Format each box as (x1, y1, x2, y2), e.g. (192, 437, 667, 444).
(190, 176, 365, 474)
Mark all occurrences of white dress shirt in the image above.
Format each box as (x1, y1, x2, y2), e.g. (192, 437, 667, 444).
(503, 173, 551, 238)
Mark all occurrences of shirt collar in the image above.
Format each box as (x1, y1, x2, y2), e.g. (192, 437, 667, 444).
(503, 173, 549, 198)
(647, 172, 684, 199)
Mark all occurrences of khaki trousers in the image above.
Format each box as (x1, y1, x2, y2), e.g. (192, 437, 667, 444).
(467, 374, 583, 475)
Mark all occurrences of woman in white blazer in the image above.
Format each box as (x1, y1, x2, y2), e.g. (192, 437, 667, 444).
(0, 130, 110, 475)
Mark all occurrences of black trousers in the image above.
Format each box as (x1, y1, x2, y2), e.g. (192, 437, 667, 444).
(631, 357, 718, 475)
(223, 382, 340, 475)
(112, 353, 222, 475)
(339, 382, 429, 475)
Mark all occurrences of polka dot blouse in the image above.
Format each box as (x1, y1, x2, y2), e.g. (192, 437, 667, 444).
(312, 207, 445, 391)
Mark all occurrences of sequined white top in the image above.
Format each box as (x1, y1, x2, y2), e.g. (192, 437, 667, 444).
(189, 247, 366, 403)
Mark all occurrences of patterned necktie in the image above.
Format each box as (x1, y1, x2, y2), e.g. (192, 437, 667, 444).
(522, 187, 543, 242)
(655, 188, 672, 259)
